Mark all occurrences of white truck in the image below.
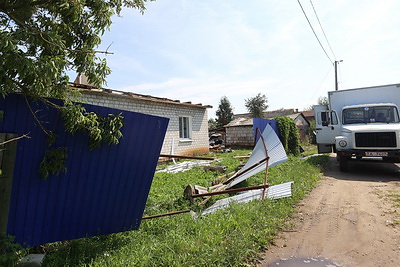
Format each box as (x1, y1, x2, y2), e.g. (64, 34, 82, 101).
(314, 83, 400, 171)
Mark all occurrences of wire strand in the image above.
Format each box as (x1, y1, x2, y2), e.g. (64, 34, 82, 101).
(297, 0, 333, 64)
(310, 64, 334, 101)
(310, 0, 336, 60)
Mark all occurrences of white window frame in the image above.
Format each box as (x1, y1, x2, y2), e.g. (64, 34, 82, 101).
(179, 116, 192, 141)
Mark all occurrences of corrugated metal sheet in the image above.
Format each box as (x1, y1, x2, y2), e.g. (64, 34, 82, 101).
(202, 181, 294, 215)
(0, 94, 169, 247)
(227, 124, 288, 188)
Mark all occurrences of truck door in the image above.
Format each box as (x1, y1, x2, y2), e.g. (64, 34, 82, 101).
(314, 105, 340, 153)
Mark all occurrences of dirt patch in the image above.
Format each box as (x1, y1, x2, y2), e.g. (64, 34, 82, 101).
(259, 155, 400, 267)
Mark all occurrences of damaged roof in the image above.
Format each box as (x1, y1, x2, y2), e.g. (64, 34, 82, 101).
(69, 81, 212, 109)
(224, 117, 253, 127)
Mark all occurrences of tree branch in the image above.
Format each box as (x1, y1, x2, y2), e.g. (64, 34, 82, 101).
(0, 7, 114, 55)
(0, 0, 52, 10)
(24, 94, 51, 136)
(0, 133, 30, 146)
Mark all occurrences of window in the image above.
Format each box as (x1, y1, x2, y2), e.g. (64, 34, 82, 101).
(179, 116, 192, 139)
(318, 111, 338, 125)
(342, 106, 399, 124)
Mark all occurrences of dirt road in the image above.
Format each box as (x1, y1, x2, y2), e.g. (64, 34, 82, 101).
(260, 155, 400, 267)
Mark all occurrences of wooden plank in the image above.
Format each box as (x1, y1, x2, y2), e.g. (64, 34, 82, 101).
(0, 133, 18, 233)
(159, 154, 214, 160)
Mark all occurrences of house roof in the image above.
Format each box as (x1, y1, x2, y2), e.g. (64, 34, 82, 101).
(287, 113, 310, 125)
(69, 81, 212, 109)
(300, 110, 315, 120)
(226, 111, 310, 127)
(224, 117, 253, 127)
(234, 109, 295, 120)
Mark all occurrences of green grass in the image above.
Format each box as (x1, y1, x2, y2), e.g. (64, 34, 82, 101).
(300, 142, 318, 157)
(42, 148, 328, 267)
(385, 190, 400, 225)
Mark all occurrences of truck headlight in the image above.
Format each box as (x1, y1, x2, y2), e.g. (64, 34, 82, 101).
(339, 140, 347, 147)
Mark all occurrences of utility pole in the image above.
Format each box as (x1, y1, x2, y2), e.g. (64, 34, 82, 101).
(334, 60, 343, 91)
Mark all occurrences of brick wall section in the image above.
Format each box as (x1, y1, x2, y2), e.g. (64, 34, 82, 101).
(80, 91, 210, 156)
(225, 126, 254, 147)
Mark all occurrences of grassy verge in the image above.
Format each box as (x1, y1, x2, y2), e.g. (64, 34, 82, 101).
(385, 190, 400, 225)
(42, 149, 328, 266)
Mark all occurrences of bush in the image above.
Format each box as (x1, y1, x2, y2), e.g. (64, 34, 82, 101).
(275, 116, 300, 156)
(0, 234, 24, 266)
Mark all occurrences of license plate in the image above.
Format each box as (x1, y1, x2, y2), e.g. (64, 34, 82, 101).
(365, 152, 388, 157)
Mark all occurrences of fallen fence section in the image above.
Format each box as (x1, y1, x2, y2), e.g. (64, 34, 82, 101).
(201, 181, 294, 215)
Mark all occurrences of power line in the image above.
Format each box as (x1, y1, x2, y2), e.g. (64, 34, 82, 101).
(310, 64, 333, 101)
(309, 0, 336, 59)
(297, 0, 333, 64)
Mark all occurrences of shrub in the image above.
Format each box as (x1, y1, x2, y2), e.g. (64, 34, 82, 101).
(275, 116, 300, 156)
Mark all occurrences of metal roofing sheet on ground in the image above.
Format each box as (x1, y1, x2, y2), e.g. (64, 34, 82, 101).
(202, 181, 294, 215)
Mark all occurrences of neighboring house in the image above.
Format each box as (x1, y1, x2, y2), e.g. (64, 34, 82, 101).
(224, 117, 254, 147)
(301, 110, 315, 123)
(72, 77, 212, 157)
(286, 113, 310, 142)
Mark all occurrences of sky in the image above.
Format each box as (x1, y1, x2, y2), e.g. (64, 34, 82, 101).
(90, 0, 400, 118)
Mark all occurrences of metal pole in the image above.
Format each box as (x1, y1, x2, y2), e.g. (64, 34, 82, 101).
(191, 184, 269, 198)
(334, 61, 338, 91)
(256, 128, 270, 200)
(334, 60, 343, 91)
(223, 157, 268, 186)
(142, 209, 191, 220)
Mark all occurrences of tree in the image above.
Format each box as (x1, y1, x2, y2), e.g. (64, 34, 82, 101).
(0, 0, 151, 177)
(216, 96, 234, 127)
(245, 93, 268, 118)
(208, 118, 217, 131)
(317, 96, 329, 106)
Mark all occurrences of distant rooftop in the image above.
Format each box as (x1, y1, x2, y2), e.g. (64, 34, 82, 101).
(224, 117, 253, 127)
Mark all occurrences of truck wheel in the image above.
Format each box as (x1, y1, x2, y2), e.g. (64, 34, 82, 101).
(339, 155, 348, 172)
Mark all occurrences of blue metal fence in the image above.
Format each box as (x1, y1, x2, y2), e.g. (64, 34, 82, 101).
(253, 118, 279, 142)
(0, 94, 169, 247)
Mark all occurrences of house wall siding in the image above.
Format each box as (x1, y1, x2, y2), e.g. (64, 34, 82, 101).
(225, 126, 254, 147)
(80, 92, 209, 156)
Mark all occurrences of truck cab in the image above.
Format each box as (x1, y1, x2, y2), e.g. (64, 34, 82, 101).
(315, 102, 400, 171)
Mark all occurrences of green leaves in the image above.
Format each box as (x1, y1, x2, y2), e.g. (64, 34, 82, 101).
(216, 96, 234, 127)
(60, 102, 124, 150)
(275, 116, 300, 156)
(1, 1, 148, 178)
(245, 93, 268, 118)
(39, 147, 68, 179)
(0, 0, 150, 96)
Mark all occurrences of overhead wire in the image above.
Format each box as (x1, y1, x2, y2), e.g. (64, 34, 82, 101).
(296, 0, 333, 64)
(309, 0, 336, 60)
(310, 64, 333, 101)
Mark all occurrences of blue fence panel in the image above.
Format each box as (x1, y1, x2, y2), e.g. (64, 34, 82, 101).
(253, 118, 279, 143)
(0, 94, 169, 247)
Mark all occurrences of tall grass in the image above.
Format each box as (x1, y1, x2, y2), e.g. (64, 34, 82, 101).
(43, 150, 328, 266)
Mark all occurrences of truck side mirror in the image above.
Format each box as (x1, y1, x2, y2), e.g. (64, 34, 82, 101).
(322, 121, 329, 126)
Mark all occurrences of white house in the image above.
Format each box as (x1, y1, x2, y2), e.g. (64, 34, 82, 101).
(71, 77, 212, 157)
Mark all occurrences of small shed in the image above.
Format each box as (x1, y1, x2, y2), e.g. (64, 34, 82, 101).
(224, 117, 254, 147)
